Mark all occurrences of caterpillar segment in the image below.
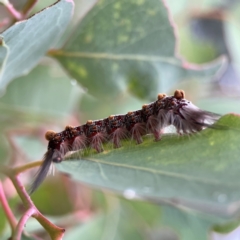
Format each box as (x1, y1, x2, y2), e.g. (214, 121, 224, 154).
(30, 90, 221, 193)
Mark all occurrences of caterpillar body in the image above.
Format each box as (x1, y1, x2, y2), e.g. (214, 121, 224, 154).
(30, 90, 220, 193)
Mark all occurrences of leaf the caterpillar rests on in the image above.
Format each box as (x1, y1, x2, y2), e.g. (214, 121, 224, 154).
(29, 90, 222, 194)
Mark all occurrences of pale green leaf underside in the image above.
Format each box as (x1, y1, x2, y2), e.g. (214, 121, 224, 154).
(52, 0, 226, 100)
(0, 0, 74, 92)
(64, 211, 143, 240)
(0, 64, 81, 116)
(57, 114, 240, 217)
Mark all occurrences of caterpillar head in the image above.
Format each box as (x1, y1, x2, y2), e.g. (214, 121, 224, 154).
(45, 130, 57, 141)
(174, 89, 185, 99)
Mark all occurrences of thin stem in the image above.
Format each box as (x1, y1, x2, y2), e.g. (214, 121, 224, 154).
(0, 160, 42, 176)
(33, 211, 65, 240)
(3, 0, 38, 21)
(10, 174, 65, 240)
(14, 160, 42, 175)
(22, 0, 38, 17)
(5, 2, 22, 20)
(0, 181, 17, 235)
(1, 161, 64, 239)
(10, 174, 34, 208)
(12, 207, 36, 240)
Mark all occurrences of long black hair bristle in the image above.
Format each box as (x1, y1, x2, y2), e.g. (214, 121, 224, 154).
(29, 149, 54, 194)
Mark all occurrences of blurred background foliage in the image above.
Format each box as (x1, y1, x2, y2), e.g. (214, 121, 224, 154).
(0, 0, 240, 239)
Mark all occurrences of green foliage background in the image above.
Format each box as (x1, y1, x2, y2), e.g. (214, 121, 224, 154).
(0, 0, 240, 239)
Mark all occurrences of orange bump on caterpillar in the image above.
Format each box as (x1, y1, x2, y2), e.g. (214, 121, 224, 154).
(157, 93, 166, 100)
(45, 130, 57, 141)
(86, 120, 93, 125)
(65, 125, 74, 130)
(174, 89, 185, 99)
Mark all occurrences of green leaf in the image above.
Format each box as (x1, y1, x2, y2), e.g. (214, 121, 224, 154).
(63, 194, 225, 240)
(57, 114, 240, 216)
(64, 197, 148, 240)
(159, 206, 225, 240)
(0, 63, 82, 116)
(0, 0, 74, 92)
(50, 0, 225, 100)
(212, 220, 240, 234)
(0, 61, 82, 166)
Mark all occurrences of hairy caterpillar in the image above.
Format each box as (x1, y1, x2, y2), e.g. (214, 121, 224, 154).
(30, 90, 220, 193)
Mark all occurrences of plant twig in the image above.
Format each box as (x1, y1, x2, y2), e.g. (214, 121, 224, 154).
(4, 1, 22, 20)
(33, 211, 65, 239)
(2, 0, 38, 21)
(12, 207, 36, 240)
(14, 160, 42, 175)
(0, 181, 17, 235)
(10, 173, 65, 240)
(0, 163, 65, 240)
(22, 0, 38, 17)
